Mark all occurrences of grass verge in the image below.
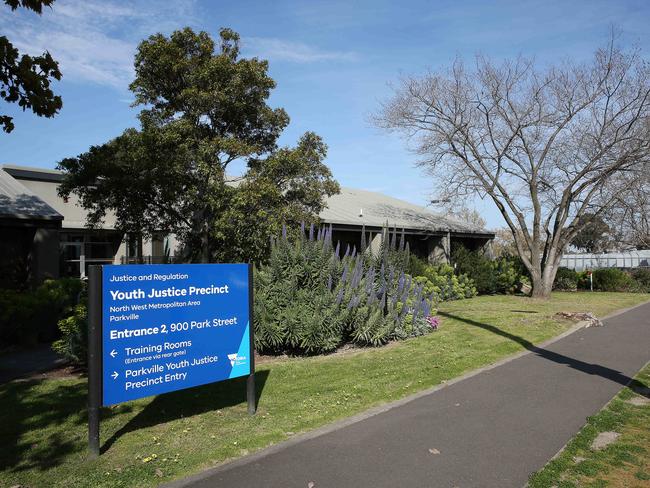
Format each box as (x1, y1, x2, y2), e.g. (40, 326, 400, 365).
(1, 292, 648, 488)
(528, 362, 650, 488)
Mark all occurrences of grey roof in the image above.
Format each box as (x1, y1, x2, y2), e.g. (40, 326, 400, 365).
(1, 165, 492, 236)
(0, 169, 63, 221)
(2, 164, 117, 229)
(320, 187, 491, 235)
(1, 165, 63, 182)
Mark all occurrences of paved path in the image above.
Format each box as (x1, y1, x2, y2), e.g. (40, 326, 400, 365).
(0, 344, 65, 384)
(169, 301, 650, 488)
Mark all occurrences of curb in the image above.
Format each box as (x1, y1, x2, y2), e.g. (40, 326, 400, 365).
(163, 301, 650, 488)
(523, 356, 650, 488)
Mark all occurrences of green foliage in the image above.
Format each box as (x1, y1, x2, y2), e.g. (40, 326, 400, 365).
(408, 256, 477, 300)
(4, 1, 55, 12)
(451, 244, 523, 295)
(58, 28, 338, 264)
(574, 268, 650, 292)
(254, 227, 343, 354)
(255, 226, 438, 355)
(1, 0, 61, 133)
(591, 268, 636, 292)
(571, 213, 612, 253)
(0, 278, 83, 346)
(52, 300, 88, 366)
(631, 268, 650, 292)
(553, 267, 578, 291)
(210, 132, 339, 263)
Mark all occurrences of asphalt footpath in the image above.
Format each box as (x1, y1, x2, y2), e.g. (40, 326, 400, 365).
(167, 300, 650, 488)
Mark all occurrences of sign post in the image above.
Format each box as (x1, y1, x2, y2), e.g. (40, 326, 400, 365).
(87, 263, 254, 457)
(88, 265, 102, 458)
(246, 264, 256, 415)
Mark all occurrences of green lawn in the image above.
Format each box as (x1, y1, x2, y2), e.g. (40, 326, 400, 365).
(529, 363, 650, 488)
(1, 292, 648, 488)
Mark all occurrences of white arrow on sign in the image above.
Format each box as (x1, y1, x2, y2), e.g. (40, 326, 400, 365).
(110, 349, 117, 358)
(111, 371, 119, 380)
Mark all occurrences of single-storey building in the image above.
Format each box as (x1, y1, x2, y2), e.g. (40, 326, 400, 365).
(322, 187, 493, 262)
(0, 165, 494, 285)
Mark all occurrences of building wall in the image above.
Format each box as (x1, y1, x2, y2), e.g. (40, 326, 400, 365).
(0, 222, 61, 287)
(31, 228, 60, 281)
(16, 178, 119, 230)
(331, 226, 459, 265)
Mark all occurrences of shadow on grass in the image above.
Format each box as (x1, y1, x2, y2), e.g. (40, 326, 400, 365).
(0, 370, 270, 470)
(101, 370, 270, 453)
(0, 378, 87, 473)
(438, 311, 649, 398)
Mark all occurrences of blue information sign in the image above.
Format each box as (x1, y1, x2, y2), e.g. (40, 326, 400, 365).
(101, 263, 251, 406)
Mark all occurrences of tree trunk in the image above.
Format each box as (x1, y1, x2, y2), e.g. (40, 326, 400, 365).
(530, 262, 559, 299)
(200, 224, 209, 263)
(190, 206, 210, 264)
(530, 276, 552, 299)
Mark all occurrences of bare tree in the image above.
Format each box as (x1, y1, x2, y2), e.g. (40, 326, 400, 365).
(446, 206, 487, 229)
(375, 38, 650, 298)
(491, 227, 519, 258)
(608, 160, 650, 249)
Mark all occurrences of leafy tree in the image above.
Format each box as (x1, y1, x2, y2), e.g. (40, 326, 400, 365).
(376, 37, 650, 298)
(203, 131, 339, 263)
(1, 0, 61, 133)
(570, 213, 611, 252)
(58, 28, 339, 263)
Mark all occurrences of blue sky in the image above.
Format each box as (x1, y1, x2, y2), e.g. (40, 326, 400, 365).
(2, 0, 650, 228)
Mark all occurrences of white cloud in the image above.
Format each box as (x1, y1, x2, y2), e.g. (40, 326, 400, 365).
(3, 0, 356, 92)
(3, 0, 199, 90)
(244, 37, 358, 63)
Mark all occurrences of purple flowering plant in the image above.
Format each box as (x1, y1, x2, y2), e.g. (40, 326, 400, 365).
(426, 315, 440, 330)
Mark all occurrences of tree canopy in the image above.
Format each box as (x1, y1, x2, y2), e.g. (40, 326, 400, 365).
(58, 27, 339, 263)
(607, 161, 650, 249)
(1, 0, 61, 133)
(570, 213, 611, 253)
(376, 37, 650, 298)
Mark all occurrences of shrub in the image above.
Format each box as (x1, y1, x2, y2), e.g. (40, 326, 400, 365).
(254, 225, 438, 355)
(0, 290, 42, 346)
(591, 268, 636, 292)
(631, 268, 650, 292)
(0, 278, 84, 347)
(52, 300, 88, 366)
(409, 256, 477, 300)
(576, 271, 591, 290)
(553, 267, 578, 291)
(451, 245, 523, 295)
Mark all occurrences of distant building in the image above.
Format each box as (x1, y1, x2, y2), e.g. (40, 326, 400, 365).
(0, 165, 494, 285)
(559, 250, 650, 271)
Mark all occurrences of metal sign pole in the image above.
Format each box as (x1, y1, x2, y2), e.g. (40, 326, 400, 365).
(88, 265, 102, 458)
(247, 263, 256, 415)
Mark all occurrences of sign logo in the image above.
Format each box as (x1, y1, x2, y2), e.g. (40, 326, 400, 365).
(228, 353, 247, 367)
